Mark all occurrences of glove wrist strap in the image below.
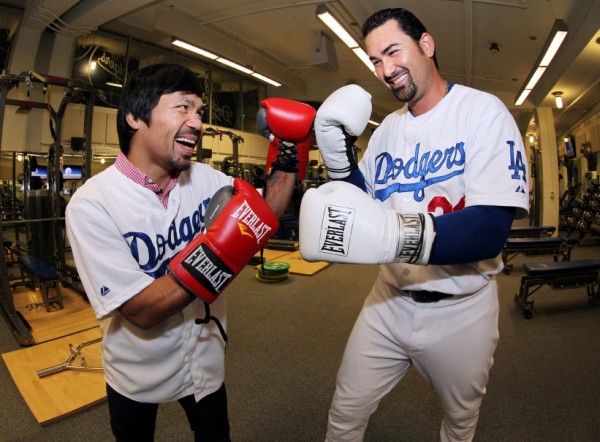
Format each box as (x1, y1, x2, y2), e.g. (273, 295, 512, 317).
(195, 302, 228, 343)
(395, 213, 436, 265)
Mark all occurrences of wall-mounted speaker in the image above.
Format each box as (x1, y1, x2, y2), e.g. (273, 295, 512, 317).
(71, 137, 85, 151)
(310, 31, 338, 72)
(198, 148, 212, 161)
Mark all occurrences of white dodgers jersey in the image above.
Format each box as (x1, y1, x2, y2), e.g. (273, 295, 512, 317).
(359, 84, 529, 294)
(66, 162, 233, 403)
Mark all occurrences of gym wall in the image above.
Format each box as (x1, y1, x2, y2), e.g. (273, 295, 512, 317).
(0, 101, 336, 181)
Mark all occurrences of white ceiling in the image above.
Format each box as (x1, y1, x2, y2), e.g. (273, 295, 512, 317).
(5, 0, 600, 139)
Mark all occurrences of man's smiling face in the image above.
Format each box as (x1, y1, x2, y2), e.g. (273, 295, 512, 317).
(131, 91, 204, 174)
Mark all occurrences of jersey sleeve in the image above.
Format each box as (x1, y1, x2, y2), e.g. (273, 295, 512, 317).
(66, 195, 155, 319)
(463, 95, 530, 219)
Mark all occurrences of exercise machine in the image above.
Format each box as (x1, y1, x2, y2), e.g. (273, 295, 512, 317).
(0, 71, 97, 345)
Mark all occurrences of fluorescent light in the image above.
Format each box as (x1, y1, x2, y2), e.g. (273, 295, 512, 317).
(172, 39, 218, 59)
(315, 4, 376, 75)
(368, 119, 380, 126)
(524, 66, 546, 90)
(539, 30, 568, 66)
(251, 72, 281, 87)
(515, 89, 531, 106)
(352, 47, 375, 73)
(514, 20, 568, 106)
(106, 82, 122, 88)
(171, 38, 281, 87)
(216, 58, 253, 75)
(316, 6, 358, 48)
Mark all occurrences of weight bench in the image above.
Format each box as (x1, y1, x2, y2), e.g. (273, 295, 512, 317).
(502, 236, 578, 274)
(18, 255, 63, 312)
(514, 259, 600, 319)
(508, 225, 556, 238)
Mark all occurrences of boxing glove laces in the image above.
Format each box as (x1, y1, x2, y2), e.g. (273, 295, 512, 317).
(314, 85, 372, 180)
(258, 97, 316, 181)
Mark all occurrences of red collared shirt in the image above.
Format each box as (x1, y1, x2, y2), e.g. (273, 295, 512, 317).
(114, 152, 178, 209)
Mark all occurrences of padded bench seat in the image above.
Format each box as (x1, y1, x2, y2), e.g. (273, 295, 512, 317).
(508, 226, 556, 238)
(514, 259, 600, 319)
(18, 255, 63, 311)
(523, 259, 600, 276)
(502, 236, 578, 274)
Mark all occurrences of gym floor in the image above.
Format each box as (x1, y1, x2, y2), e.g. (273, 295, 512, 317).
(1, 224, 599, 441)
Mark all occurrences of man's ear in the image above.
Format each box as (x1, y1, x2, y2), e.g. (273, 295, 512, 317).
(419, 33, 435, 58)
(125, 112, 141, 130)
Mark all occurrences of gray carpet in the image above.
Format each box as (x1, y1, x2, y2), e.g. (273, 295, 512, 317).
(1, 231, 599, 441)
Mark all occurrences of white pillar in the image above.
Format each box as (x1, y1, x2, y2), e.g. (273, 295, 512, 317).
(534, 107, 560, 233)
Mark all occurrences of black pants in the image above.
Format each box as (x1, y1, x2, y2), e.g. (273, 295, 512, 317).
(106, 383, 230, 442)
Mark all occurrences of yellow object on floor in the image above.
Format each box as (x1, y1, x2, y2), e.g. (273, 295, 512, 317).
(255, 261, 291, 283)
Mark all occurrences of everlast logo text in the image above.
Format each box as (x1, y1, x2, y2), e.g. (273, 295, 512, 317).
(397, 213, 424, 263)
(182, 243, 233, 295)
(231, 200, 273, 244)
(318, 205, 355, 256)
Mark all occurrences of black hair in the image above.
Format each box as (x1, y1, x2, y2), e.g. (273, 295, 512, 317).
(116, 63, 203, 155)
(362, 8, 438, 69)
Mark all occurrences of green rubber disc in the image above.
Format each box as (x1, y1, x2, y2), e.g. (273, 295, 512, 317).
(258, 262, 290, 276)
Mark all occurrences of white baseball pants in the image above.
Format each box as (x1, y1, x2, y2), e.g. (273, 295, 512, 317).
(326, 278, 500, 442)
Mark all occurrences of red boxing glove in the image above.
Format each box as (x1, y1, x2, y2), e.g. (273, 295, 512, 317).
(257, 98, 316, 181)
(168, 179, 279, 303)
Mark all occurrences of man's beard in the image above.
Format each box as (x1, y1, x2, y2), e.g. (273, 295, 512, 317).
(391, 80, 417, 103)
(169, 131, 198, 172)
(167, 155, 192, 172)
(386, 70, 417, 103)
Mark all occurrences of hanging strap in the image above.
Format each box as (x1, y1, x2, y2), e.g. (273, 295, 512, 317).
(195, 302, 228, 343)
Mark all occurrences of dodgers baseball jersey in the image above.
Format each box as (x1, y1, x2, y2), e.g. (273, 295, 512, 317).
(66, 162, 233, 403)
(359, 84, 529, 294)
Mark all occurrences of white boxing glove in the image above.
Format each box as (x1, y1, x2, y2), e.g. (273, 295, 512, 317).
(314, 85, 372, 180)
(299, 181, 436, 265)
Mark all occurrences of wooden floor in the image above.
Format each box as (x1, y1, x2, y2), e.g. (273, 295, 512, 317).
(12, 283, 98, 344)
(0, 247, 326, 426)
(2, 280, 106, 425)
(2, 327, 105, 425)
